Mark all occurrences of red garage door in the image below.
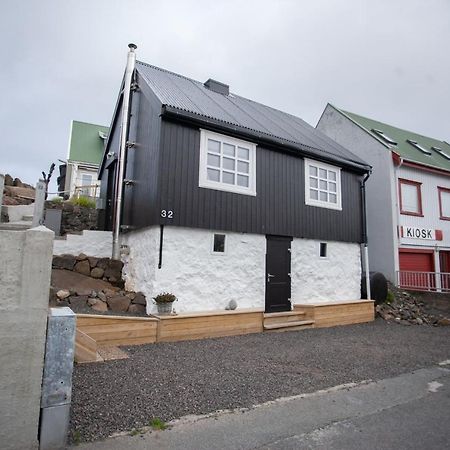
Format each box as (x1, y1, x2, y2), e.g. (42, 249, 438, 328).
(399, 250, 434, 290)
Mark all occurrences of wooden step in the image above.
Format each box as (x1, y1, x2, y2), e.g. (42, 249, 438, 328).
(74, 329, 103, 363)
(264, 311, 307, 326)
(263, 311, 305, 318)
(264, 319, 315, 331)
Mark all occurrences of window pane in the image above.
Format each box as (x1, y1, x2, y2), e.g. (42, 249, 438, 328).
(207, 168, 220, 182)
(401, 183, 419, 213)
(238, 147, 249, 160)
(208, 139, 220, 153)
(223, 157, 235, 171)
(310, 177, 318, 188)
(223, 143, 235, 156)
(237, 160, 249, 174)
(81, 174, 92, 186)
(319, 180, 327, 190)
(319, 191, 327, 201)
(441, 190, 450, 217)
(222, 171, 235, 184)
(319, 168, 327, 179)
(329, 193, 337, 203)
(213, 234, 225, 253)
(328, 171, 336, 181)
(310, 189, 318, 200)
(207, 153, 220, 167)
(320, 242, 327, 258)
(309, 166, 318, 176)
(237, 175, 249, 187)
(329, 182, 336, 193)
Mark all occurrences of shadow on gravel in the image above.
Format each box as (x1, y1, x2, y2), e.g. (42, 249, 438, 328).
(69, 319, 450, 443)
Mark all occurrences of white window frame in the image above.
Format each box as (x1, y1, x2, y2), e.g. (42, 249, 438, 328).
(211, 233, 227, 255)
(199, 129, 257, 196)
(304, 159, 342, 211)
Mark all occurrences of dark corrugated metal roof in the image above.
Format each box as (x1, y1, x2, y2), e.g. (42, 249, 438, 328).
(136, 61, 369, 170)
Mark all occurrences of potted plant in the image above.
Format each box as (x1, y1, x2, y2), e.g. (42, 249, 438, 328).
(153, 292, 177, 315)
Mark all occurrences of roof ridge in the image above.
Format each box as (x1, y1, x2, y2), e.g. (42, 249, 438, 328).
(136, 60, 205, 86)
(341, 109, 447, 145)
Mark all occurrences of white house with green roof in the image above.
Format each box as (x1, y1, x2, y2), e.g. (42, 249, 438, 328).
(317, 105, 450, 292)
(61, 120, 108, 198)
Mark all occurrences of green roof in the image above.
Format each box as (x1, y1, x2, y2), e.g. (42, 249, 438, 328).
(336, 108, 450, 173)
(68, 120, 109, 165)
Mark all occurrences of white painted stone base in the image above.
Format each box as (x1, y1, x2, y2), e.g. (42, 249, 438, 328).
(53, 230, 112, 257)
(291, 239, 361, 304)
(122, 226, 362, 314)
(122, 226, 266, 314)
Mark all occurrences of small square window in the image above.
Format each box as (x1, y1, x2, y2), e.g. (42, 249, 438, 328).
(320, 243, 327, 258)
(399, 178, 423, 216)
(213, 234, 226, 253)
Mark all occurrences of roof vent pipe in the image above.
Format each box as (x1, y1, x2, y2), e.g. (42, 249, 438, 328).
(112, 43, 137, 260)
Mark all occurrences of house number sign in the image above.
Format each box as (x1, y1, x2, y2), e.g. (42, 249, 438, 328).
(161, 210, 173, 218)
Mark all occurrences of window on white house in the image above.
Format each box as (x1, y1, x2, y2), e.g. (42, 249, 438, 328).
(212, 234, 226, 253)
(305, 159, 342, 210)
(199, 130, 256, 196)
(320, 242, 327, 258)
(399, 178, 422, 216)
(80, 174, 93, 196)
(438, 187, 450, 220)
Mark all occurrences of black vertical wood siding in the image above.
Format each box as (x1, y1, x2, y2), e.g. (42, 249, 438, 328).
(156, 120, 363, 243)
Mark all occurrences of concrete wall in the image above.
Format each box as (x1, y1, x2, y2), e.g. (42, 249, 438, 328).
(2, 203, 34, 222)
(122, 226, 362, 314)
(317, 105, 398, 282)
(53, 230, 112, 257)
(0, 226, 54, 450)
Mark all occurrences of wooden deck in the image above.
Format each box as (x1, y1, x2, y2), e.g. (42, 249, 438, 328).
(74, 300, 374, 363)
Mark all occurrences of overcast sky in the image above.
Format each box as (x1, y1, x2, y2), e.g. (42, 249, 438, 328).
(1, 0, 449, 189)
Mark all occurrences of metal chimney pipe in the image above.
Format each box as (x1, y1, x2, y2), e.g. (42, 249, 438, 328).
(112, 43, 137, 260)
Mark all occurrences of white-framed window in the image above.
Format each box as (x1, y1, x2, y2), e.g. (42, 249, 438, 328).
(305, 159, 342, 210)
(212, 233, 226, 254)
(199, 129, 256, 196)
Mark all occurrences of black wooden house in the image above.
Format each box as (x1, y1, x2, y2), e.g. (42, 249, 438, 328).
(98, 55, 371, 317)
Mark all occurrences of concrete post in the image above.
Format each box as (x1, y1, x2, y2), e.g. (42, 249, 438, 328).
(32, 180, 46, 227)
(434, 248, 441, 292)
(0, 226, 54, 450)
(0, 174, 4, 222)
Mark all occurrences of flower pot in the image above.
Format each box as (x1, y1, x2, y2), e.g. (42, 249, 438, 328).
(156, 301, 174, 315)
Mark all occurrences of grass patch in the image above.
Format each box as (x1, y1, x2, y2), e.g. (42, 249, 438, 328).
(149, 417, 168, 430)
(71, 430, 81, 445)
(129, 428, 143, 436)
(70, 196, 96, 209)
(386, 290, 395, 304)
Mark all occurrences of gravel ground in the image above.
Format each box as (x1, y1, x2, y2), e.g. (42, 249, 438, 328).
(70, 319, 450, 443)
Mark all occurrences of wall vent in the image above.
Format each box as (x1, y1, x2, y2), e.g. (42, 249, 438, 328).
(204, 78, 229, 95)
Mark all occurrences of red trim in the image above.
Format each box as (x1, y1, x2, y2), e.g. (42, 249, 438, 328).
(402, 160, 450, 176)
(399, 248, 434, 254)
(435, 230, 443, 241)
(392, 151, 402, 166)
(398, 178, 423, 217)
(438, 186, 450, 221)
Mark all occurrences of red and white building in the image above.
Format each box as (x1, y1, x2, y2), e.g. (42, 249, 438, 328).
(317, 105, 450, 292)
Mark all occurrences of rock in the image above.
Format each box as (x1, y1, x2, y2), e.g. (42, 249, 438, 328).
(415, 317, 423, 325)
(400, 319, 411, 326)
(97, 258, 110, 270)
(128, 304, 146, 314)
(52, 254, 76, 271)
(90, 290, 97, 298)
(132, 292, 146, 305)
(69, 295, 88, 309)
(87, 297, 98, 306)
(437, 318, 450, 326)
(104, 288, 119, 298)
(76, 253, 88, 261)
(13, 177, 24, 187)
(126, 292, 136, 300)
(56, 289, 70, 300)
(91, 267, 104, 279)
(104, 259, 123, 280)
(75, 287, 93, 296)
(97, 291, 107, 302)
(228, 300, 238, 310)
(4, 174, 13, 186)
(74, 260, 91, 276)
(88, 256, 99, 268)
(91, 300, 108, 312)
(108, 276, 118, 283)
(107, 295, 131, 312)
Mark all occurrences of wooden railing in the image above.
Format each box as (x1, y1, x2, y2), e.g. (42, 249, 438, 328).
(397, 271, 450, 292)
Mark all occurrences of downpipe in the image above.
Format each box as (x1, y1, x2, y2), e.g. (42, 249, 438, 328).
(112, 43, 137, 260)
(361, 170, 372, 300)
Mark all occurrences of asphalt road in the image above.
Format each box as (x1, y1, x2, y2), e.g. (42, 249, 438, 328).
(72, 363, 450, 449)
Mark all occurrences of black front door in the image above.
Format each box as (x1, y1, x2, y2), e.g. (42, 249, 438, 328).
(265, 235, 292, 313)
